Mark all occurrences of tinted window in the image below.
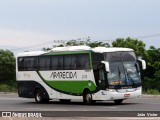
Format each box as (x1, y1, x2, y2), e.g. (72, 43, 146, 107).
(92, 53, 104, 69)
(45, 57, 51, 69)
(121, 52, 136, 61)
(64, 55, 77, 70)
(18, 53, 91, 71)
(77, 54, 90, 69)
(106, 52, 121, 62)
(26, 57, 38, 70)
(18, 57, 38, 71)
(51, 55, 63, 70)
(39, 56, 50, 70)
(18, 57, 25, 71)
(105, 52, 136, 62)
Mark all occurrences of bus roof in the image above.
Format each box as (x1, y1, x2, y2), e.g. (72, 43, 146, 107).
(50, 46, 91, 52)
(50, 46, 133, 53)
(92, 47, 134, 53)
(17, 51, 46, 57)
(17, 46, 134, 57)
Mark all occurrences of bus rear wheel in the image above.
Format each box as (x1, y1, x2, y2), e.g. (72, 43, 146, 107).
(34, 89, 49, 103)
(114, 99, 123, 104)
(83, 90, 93, 105)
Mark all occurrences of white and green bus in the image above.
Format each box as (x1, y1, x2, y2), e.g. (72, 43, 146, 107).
(16, 46, 146, 104)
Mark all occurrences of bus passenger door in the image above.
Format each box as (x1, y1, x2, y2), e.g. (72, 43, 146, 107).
(98, 66, 107, 90)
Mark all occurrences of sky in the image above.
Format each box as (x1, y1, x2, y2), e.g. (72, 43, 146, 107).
(0, 0, 160, 53)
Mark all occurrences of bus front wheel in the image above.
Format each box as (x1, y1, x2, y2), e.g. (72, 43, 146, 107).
(34, 89, 49, 103)
(114, 99, 123, 104)
(83, 90, 93, 105)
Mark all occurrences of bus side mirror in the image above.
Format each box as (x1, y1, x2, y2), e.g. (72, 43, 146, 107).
(101, 61, 110, 72)
(138, 58, 146, 70)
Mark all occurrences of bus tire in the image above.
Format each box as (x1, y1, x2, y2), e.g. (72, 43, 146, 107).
(34, 89, 49, 103)
(114, 99, 123, 104)
(83, 90, 93, 105)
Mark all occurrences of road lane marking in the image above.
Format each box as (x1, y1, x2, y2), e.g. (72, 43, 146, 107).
(27, 108, 70, 111)
(108, 107, 118, 109)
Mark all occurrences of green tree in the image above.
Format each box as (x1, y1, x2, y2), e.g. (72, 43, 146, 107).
(112, 37, 148, 58)
(0, 49, 16, 86)
(42, 47, 51, 51)
(58, 39, 110, 48)
(42, 38, 110, 51)
(143, 46, 160, 92)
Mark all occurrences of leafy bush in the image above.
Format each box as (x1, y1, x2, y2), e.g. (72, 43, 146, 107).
(145, 89, 160, 95)
(0, 84, 17, 92)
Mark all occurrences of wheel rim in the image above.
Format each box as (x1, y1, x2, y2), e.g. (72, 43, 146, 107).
(86, 93, 92, 103)
(36, 92, 41, 102)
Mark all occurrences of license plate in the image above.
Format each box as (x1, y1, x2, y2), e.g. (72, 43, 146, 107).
(124, 94, 130, 97)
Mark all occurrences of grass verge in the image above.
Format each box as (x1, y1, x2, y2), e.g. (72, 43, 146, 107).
(144, 89, 160, 95)
(0, 84, 17, 92)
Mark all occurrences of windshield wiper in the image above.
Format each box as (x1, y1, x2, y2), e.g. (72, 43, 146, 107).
(124, 68, 135, 85)
(118, 67, 121, 85)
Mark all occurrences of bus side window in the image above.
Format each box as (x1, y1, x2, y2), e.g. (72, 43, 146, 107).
(38, 56, 51, 70)
(77, 54, 90, 70)
(64, 55, 77, 70)
(70, 55, 77, 70)
(25, 57, 37, 71)
(57, 56, 63, 70)
(45, 57, 50, 70)
(18, 57, 25, 71)
(83, 54, 90, 69)
(18, 57, 38, 71)
(64, 55, 71, 70)
(77, 55, 83, 69)
(92, 53, 104, 69)
(51, 56, 63, 70)
(51, 56, 58, 70)
(33, 57, 38, 70)
(39, 57, 46, 70)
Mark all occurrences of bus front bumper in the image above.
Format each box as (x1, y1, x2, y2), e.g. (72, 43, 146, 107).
(92, 87, 142, 101)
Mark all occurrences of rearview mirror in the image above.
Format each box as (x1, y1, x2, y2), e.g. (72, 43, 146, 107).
(101, 61, 110, 72)
(138, 58, 146, 70)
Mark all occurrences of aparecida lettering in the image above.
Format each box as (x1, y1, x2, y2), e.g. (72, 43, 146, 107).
(50, 71, 77, 79)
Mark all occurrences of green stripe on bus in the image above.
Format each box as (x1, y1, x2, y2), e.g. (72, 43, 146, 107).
(37, 71, 96, 94)
(46, 80, 96, 94)
(44, 51, 92, 55)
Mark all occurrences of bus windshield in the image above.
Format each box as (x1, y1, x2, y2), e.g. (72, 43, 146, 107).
(104, 51, 141, 86)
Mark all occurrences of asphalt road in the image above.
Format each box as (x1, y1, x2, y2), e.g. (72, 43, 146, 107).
(0, 93, 160, 118)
